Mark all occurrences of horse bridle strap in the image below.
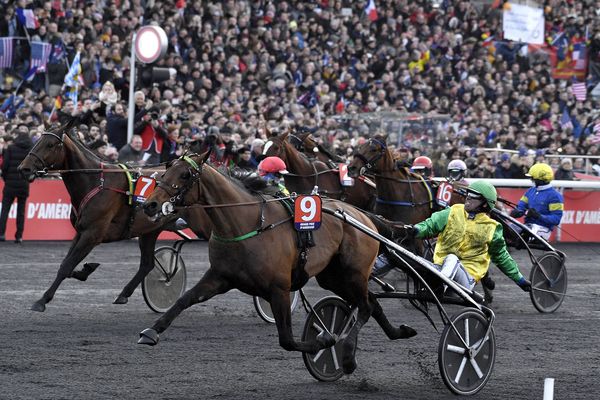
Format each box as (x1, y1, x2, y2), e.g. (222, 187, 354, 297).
(354, 138, 387, 169)
(28, 132, 64, 173)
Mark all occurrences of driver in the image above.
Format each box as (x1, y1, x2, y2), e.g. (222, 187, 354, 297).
(446, 159, 468, 185)
(257, 156, 290, 195)
(509, 163, 564, 240)
(373, 181, 531, 294)
(411, 156, 434, 179)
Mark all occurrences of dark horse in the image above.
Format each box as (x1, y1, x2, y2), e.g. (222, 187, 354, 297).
(17, 121, 212, 312)
(139, 152, 415, 374)
(347, 136, 436, 224)
(263, 130, 376, 211)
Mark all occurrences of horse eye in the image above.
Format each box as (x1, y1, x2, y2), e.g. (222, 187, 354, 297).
(181, 171, 191, 180)
(48, 143, 54, 148)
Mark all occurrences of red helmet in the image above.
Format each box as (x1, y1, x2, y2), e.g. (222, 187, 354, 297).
(412, 156, 433, 170)
(258, 156, 289, 176)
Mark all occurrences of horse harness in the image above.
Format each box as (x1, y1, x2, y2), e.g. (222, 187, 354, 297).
(31, 133, 139, 236)
(355, 137, 434, 209)
(162, 156, 314, 289)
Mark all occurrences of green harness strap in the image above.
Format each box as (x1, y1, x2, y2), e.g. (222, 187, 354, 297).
(117, 163, 134, 205)
(211, 230, 260, 243)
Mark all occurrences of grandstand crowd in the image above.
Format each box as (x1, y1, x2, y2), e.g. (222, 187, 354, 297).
(1, 0, 600, 179)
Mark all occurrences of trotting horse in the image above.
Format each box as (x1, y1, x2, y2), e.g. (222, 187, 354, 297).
(17, 122, 212, 312)
(263, 130, 376, 211)
(347, 135, 438, 224)
(139, 152, 415, 373)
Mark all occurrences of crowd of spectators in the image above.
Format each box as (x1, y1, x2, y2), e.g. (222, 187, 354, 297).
(2, 0, 600, 179)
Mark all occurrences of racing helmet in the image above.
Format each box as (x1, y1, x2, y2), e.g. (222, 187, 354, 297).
(258, 156, 289, 177)
(447, 159, 467, 180)
(412, 156, 433, 170)
(467, 180, 497, 210)
(526, 163, 553, 182)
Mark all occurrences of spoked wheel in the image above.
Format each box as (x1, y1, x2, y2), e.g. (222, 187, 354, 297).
(438, 309, 496, 396)
(530, 252, 567, 313)
(302, 296, 356, 382)
(142, 246, 187, 313)
(253, 291, 300, 324)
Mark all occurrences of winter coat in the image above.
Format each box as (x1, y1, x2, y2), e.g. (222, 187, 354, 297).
(1, 133, 33, 193)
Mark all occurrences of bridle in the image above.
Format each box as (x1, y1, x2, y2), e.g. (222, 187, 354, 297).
(27, 132, 64, 175)
(157, 155, 203, 206)
(353, 137, 387, 170)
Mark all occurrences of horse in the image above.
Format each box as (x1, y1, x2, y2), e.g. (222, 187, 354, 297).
(139, 152, 416, 374)
(17, 121, 212, 312)
(263, 130, 376, 211)
(347, 136, 436, 225)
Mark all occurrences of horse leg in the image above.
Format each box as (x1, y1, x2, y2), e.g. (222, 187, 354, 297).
(270, 288, 335, 354)
(113, 231, 160, 304)
(138, 268, 230, 346)
(368, 292, 417, 340)
(31, 232, 99, 312)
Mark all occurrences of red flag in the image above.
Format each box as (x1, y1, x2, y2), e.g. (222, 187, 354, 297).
(364, 0, 378, 22)
(335, 99, 345, 114)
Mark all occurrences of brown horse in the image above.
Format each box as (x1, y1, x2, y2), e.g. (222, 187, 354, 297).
(139, 152, 415, 373)
(263, 130, 376, 210)
(17, 121, 212, 312)
(347, 136, 435, 224)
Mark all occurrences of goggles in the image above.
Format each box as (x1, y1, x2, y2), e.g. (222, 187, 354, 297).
(466, 192, 483, 201)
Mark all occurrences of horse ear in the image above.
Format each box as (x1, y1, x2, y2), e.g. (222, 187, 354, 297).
(280, 130, 289, 141)
(200, 149, 212, 164)
(43, 119, 51, 131)
(61, 118, 79, 139)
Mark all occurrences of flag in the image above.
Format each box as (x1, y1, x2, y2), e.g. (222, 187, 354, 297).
(560, 108, 573, 130)
(0, 94, 14, 113)
(571, 42, 588, 70)
(572, 82, 587, 101)
(297, 86, 318, 108)
(54, 95, 62, 110)
(49, 40, 66, 64)
(23, 66, 38, 82)
(0, 37, 14, 69)
(64, 52, 83, 87)
(30, 41, 52, 72)
(0, 94, 24, 119)
(16, 8, 40, 29)
(364, 0, 378, 22)
(65, 85, 78, 105)
(482, 33, 495, 47)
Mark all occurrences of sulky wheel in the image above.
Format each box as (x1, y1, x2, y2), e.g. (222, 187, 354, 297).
(253, 291, 300, 324)
(302, 296, 355, 382)
(438, 308, 496, 396)
(142, 246, 187, 313)
(530, 252, 567, 313)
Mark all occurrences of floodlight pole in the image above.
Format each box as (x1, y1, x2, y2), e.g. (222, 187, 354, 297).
(127, 32, 137, 144)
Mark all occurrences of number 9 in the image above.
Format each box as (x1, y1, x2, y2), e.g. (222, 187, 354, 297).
(300, 197, 316, 221)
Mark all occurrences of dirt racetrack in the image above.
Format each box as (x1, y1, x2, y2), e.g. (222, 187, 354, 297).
(0, 240, 598, 400)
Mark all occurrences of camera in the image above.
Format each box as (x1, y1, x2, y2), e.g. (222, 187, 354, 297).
(150, 112, 160, 120)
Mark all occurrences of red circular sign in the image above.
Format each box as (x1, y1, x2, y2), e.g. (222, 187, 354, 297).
(135, 26, 168, 64)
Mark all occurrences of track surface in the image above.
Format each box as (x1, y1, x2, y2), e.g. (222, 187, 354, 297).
(0, 240, 598, 399)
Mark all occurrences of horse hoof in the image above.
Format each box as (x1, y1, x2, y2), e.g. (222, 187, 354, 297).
(316, 330, 336, 348)
(30, 302, 46, 312)
(113, 295, 128, 305)
(138, 328, 159, 346)
(398, 324, 417, 339)
(342, 357, 357, 375)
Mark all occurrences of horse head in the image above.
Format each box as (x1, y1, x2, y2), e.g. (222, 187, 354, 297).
(347, 136, 392, 178)
(262, 129, 290, 162)
(18, 119, 77, 182)
(143, 151, 210, 220)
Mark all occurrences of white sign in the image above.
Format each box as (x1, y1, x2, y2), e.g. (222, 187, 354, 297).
(503, 3, 544, 45)
(135, 26, 168, 64)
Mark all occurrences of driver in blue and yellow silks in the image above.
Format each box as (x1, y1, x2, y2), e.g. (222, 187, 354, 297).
(258, 156, 290, 196)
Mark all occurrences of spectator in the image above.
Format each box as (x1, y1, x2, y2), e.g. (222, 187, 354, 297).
(249, 138, 265, 169)
(554, 159, 576, 180)
(106, 103, 129, 151)
(0, 125, 33, 243)
(236, 146, 255, 171)
(118, 135, 145, 165)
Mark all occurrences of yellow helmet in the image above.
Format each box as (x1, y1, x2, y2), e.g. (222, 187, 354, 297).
(527, 163, 554, 182)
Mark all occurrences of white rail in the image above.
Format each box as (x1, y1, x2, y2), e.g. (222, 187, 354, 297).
(433, 178, 600, 190)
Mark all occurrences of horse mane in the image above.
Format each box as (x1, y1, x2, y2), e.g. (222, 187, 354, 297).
(316, 144, 344, 163)
(68, 134, 116, 164)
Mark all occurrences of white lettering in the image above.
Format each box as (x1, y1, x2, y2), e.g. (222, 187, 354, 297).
(561, 210, 574, 224)
(576, 211, 585, 224)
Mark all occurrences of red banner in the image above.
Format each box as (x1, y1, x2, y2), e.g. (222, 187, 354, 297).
(0, 179, 194, 241)
(1, 180, 598, 242)
(497, 188, 600, 243)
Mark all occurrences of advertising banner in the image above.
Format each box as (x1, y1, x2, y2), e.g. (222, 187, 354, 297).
(0, 179, 195, 241)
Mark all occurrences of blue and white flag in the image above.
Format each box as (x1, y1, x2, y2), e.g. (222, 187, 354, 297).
(23, 66, 38, 82)
(64, 51, 82, 87)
